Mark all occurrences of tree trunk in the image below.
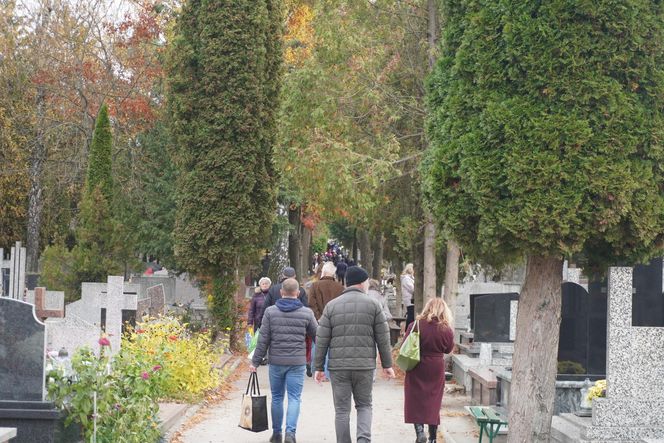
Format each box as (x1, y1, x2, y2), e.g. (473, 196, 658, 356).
(351, 228, 358, 262)
(358, 228, 372, 275)
(25, 4, 52, 273)
(443, 240, 460, 314)
(371, 232, 383, 280)
(288, 204, 302, 278)
(300, 226, 312, 280)
(412, 238, 425, 314)
(507, 255, 563, 443)
(423, 216, 437, 298)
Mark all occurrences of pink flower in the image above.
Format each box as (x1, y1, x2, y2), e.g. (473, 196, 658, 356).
(98, 337, 111, 347)
(141, 371, 150, 380)
(136, 329, 146, 334)
(152, 365, 162, 372)
(168, 335, 178, 342)
(200, 327, 209, 333)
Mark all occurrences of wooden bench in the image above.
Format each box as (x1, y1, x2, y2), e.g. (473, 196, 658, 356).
(466, 406, 507, 443)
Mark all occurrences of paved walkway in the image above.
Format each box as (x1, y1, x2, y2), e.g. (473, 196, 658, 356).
(178, 366, 412, 443)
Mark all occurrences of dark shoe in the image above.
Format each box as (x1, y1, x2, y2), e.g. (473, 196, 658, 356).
(306, 363, 312, 377)
(428, 424, 438, 443)
(284, 433, 296, 443)
(414, 424, 426, 443)
(269, 433, 282, 443)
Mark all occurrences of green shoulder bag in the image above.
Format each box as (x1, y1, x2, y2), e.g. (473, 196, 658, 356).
(396, 320, 420, 371)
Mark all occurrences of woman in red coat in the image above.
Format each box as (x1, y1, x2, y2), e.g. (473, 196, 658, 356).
(404, 297, 455, 443)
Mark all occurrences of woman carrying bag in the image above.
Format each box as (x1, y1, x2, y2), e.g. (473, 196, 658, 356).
(403, 297, 455, 443)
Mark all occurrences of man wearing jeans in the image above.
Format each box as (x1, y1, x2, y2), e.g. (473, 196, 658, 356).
(314, 266, 395, 443)
(251, 278, 318, 443)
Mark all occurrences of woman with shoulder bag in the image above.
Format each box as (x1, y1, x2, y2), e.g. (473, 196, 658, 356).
(403, 297, 455, 443)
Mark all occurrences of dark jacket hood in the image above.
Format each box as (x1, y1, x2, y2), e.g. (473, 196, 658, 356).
(276, 298, 303, 312)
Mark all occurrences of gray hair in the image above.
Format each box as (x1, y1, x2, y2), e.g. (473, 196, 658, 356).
(258, 277, 272, 286)
(321, 261, 337, 277)
(281, 278, 300, 297)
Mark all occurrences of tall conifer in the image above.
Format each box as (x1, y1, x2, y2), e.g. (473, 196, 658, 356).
(425, 1, 664, 438)
(167, 0, 282, 328)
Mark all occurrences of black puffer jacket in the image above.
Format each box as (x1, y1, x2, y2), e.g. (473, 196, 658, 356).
(314, 287, 393, 371)
(252, 298, 318, 367)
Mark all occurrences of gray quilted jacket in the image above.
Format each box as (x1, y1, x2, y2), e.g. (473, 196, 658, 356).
(251, 298, 318, 367)
(314, 287, 393, 371)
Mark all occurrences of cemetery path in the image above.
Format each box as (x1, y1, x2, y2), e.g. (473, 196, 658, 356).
(174, 365, 412, 443)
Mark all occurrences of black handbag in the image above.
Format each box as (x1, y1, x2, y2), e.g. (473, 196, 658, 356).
(238, 372, 269, 432)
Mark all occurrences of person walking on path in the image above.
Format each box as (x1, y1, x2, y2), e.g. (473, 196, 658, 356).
(404, 297, 455, 443)
(250, 278, 318, 443)
(367, 279, 392, 323)
(401, 263, 415, 330)
(308, 262, 345, 319)
(262, 267, 312, 373)
(308, 261, 345, 380)
(314, 266, 395, 443)
(248, 277, 271, 331)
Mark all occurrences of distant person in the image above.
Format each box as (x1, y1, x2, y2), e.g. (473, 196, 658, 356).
(307, 261, 345, 379)
(308, 262, 345, 320)
(314, 266, 395, 443)
(251, 278, 318, 443)
(335, 260, 347, 285)
(403, 298, 455, 443)
(367, 279, 392, 323)
(248, 277, 271, 331)
(401, 263, 415, 329)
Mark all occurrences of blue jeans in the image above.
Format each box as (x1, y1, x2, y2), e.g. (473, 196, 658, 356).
(269, 364, 305, 434)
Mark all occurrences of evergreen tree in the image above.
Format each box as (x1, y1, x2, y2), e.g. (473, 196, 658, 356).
(86, 104, 113, 202)
(167, 0, 282, 329)
(425, 1, 664, 439)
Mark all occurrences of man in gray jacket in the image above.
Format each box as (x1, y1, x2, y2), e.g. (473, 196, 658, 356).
(251, 278, 318, 443)
(313, 266, 395, 443)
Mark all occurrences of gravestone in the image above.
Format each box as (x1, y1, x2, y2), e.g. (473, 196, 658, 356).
(632, 257, 664, 327)
(33, 288, 64, 321)
(471, 293, 519, 342)
(0, 298, 76, 442)
(140, 284, 166, 317)
(0, 298, 45, 401)
(557, 282, 607, 378)
(583, 267, 664, 440)
(105, 276, 124, 352)
(0, 242, 26, 299)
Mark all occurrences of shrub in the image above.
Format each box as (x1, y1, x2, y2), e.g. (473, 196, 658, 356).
(123, 316, 220, 401)
(47, 340, 162, 443)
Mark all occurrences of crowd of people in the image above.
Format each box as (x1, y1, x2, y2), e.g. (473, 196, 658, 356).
(247, 260, 455, 443)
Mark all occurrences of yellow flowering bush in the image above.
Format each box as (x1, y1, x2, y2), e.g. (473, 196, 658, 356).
(586, 379, 607, 402)
(123, 316, 220, 402)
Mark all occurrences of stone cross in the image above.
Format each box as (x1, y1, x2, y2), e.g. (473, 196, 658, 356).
(106, 276, 124, 353)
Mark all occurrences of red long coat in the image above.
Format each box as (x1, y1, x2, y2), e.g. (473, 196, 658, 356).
(404, 318, 455, 425)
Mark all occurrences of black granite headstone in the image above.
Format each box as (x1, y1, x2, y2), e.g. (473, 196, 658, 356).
(472, 293, 519, 342)
(0, 298, 45, 401)
(632, 257, 664, 327)
(557, 282, 606, 378)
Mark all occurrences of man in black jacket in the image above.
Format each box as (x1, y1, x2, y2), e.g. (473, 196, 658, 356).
(261, 266, 310, 372)
(251, 278, 318, 443)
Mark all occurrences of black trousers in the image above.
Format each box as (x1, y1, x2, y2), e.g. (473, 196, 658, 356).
(405, 305, 415, 331)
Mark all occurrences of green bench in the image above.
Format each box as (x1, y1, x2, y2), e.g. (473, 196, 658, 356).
(467, 406, 508, 443)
